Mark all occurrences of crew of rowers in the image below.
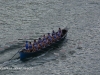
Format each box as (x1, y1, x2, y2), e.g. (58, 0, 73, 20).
(24, 28, 62, 52)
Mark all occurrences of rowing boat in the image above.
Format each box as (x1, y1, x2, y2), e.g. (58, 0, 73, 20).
(19, 27, 68, 61)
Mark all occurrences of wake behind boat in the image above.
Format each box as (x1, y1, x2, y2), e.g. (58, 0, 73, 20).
(19, 27, 68, 61)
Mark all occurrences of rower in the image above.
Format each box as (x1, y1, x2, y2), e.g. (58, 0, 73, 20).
(29, 42, 32, 50)
(38, 38, 42, 44)
(56, 32, 60, 40)
(52, 30, 56, 35)
(32, 45, 35, 52)
(38, 38, 43, 49)
(43, 35, 46, 41)
(42, 35, 47, 47)
(52, 33, 57, 42)
(47, 33, 52, 44)
(57, 29, 62, 39)
(33, 40, 38, 51)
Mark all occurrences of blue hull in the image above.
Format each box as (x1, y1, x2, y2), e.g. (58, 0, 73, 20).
(19, 27, 68, 61)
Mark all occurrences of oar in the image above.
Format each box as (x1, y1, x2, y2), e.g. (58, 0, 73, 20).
(9, 49, 22, 61)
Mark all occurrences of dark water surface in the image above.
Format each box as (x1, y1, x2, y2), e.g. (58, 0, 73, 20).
(0, 0, 100, 75)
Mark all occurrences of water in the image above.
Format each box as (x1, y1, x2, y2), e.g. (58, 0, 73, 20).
(0, 0, 100, 75)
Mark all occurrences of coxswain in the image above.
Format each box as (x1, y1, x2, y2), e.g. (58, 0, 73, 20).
(25, 41, 29, 50)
